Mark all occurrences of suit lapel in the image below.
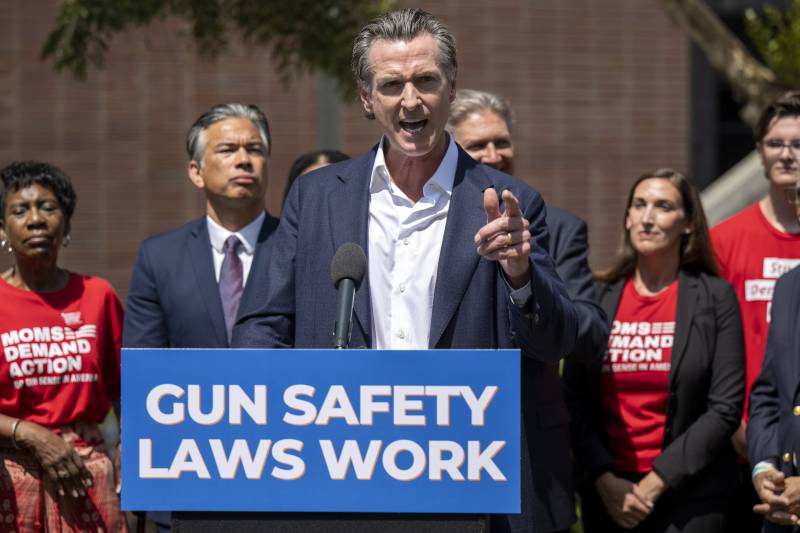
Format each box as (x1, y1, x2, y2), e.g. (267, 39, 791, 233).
(187, 218, 228, 346)
(669, 271, 697, 389)
(594, 278, 624, 376)
(600, 279, 625, 330)
(328, 151, 376, 345)
(428, 153, 490, 348)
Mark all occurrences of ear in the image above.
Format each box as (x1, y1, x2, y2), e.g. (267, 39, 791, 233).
(625, 214, 632, 231)
(756, 142, 770, 179)
(359, 86, 373, 117)
(187, 160, 205, 190)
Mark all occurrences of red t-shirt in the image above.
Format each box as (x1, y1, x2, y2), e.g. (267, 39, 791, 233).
(0, 273, 123, 427)
(711, 202, 800, 419)
(601, 278, 678, 473)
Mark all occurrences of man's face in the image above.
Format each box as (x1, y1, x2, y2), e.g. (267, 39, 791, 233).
(360, 34, 454, 162)
(452, 109, 514, 174)
(758, 115, 800, 189)
(188, 117, 268, 204)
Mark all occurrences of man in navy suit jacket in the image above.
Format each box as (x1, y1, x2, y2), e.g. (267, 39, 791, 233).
(749, 264, 800, 530)
(124, 103, 278, 350)
(123, 103, 278, 532)
(234, 8, 578, 532)
(749, 185, 800, 531)
(448, 89, 608, 533)
(747, 267, 800, 531)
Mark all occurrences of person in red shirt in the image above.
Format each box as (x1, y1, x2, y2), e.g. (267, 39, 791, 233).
(711, 91, 800, 531)
(0, 161, 126, 532)
(564, 169, 745, 532)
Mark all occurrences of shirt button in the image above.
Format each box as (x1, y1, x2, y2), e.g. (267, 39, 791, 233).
(783, 452, 792, 463)
(399, 283, 406, 293)
(397, 329, 406, 339)
(793, 406, 800, 416)
(403, 239, 409, 246)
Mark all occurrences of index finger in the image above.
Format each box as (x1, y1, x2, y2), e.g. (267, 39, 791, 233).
(501, 190, 523, 218)
(623, 493, 651, 517)
(628, 497, 651, 516)
(763, 491, 790, 507)
(631, 485, 655, 510)
(71, 454, 93, 487)
(767, 470, 786, 484)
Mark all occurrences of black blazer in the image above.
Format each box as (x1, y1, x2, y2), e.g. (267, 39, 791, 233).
(564, 270, 745, 500)
(123, 214, 279, 348)
(749, 266, 800, 475)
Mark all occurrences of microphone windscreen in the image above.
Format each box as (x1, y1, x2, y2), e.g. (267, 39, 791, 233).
(330, 242, 367, 289)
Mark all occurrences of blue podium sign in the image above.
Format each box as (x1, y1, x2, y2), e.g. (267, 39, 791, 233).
(121, 348, 520, 513)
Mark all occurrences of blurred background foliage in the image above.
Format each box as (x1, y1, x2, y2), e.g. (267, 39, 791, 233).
(41, 0, 396, 97)
(746, 0, 800, 89)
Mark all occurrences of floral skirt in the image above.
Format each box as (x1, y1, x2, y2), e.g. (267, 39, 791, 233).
(0, 422, 127, 533)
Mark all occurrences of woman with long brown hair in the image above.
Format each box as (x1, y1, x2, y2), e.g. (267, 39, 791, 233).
(565, 169, 745, 532)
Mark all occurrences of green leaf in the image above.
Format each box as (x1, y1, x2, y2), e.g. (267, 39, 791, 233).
(745, 0, 800, 88)
(42, 0, 397, 98)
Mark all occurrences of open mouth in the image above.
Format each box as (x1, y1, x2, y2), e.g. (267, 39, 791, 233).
(399, 119, 427, 135)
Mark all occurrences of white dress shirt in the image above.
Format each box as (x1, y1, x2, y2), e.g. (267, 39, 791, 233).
(368, 136, 458, 349)
(206, 211, 264, 286)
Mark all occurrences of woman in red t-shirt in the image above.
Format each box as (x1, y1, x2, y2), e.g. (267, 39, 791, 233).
(564, 169, 745, 532)
(0, 161, 126, 532)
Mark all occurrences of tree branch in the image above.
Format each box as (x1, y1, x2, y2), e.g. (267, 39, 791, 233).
(658, 0, 780, 125)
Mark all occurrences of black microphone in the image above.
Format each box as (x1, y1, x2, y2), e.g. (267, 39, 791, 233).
(330, 243, 367, 349)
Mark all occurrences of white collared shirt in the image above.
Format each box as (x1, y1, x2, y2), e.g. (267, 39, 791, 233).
(206, 211, 265, 286)
(368, 136, 458, 349)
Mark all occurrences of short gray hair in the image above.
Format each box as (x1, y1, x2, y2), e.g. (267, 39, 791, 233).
(186, 103, 271, 166)
(448, 89, 514, 133)
(351, 8, 457, 93)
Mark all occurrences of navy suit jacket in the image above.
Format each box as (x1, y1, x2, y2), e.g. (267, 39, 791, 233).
(123, 214, 278, 348)
(233, 145, 579, 532)
(519, 207, 607, 531)
(545, 207, 607, 364)
(749, 265, 800, 532)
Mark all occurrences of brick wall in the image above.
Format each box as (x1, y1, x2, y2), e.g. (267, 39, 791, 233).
(0, 0, 689, 297)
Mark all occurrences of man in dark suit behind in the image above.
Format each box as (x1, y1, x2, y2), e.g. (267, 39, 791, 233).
(449, 88, 608, 533)
(123, 103, 278, 530)
(234, 8, 579, 532)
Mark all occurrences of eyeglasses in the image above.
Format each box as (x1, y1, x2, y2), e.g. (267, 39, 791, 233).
(783, 186, 800, 205)
(763, 139, 800, 153)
